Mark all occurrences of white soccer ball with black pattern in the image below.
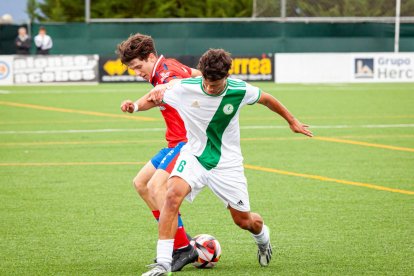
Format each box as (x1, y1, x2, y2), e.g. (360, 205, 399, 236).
(190, 234, 221, 268)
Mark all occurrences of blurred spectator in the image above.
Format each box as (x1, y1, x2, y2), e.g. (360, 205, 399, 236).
(15, 27, 31, 55)
(34, 26, 53, 55)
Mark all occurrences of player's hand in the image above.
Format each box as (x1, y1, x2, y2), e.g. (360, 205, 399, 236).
(120, 100, 135, 113)
(289, 119, 313, 137)
(147, 84, 167, 105)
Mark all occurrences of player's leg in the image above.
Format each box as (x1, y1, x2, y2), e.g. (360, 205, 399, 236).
(228, 207, 272, 267)
(208, 167, 272, 267)
(148, 169, 169, 210)
(228, 207, 263, 234)
(132, 161, 157, 210)
(147, 142, 195, 271)
(147, 169, 168, 213)
(133, 148, 170, 221)
(159, 176, 192, 239)
(149, 142, 187, 211)
(148, 168, 191, 251)
(143, 152, 204, 275)
(142, 176, 191, 276)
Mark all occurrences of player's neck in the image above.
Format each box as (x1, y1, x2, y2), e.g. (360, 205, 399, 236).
(202, 79, 227, 95)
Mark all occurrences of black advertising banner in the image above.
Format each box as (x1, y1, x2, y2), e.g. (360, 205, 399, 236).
(181, 54, 274, 81)
(229, 54, 274, 81)
(99, 54, 273, 83)
(13, 55, 99, 84)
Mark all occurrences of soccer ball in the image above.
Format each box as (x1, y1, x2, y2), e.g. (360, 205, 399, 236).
(190, 234, 221, 268)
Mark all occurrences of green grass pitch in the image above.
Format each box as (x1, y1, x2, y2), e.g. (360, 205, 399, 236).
(0, 82, 413, 275)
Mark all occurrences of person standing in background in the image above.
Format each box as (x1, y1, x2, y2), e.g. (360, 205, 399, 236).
(34, 26, 53, 55)
(15, 26, 31, 55)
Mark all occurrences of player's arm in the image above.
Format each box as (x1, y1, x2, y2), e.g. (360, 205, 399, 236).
(120, 93, 157, 113)
(146, 65, 197, 105)
(146, 64, 199, 104)
(147, 78, 181, 104)
(121, 76, 185, 113)
(147, 68, 199, 104)
(258, 92, 313, 137)
(147, 81, 181, 108)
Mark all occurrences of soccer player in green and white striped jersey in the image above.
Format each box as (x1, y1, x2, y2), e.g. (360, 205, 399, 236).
(142, 49, 312, 276)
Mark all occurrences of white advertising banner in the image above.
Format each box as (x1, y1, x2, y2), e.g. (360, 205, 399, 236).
(0, 56, 14, 86)
(275, 53, 351, 83)
(352, 53, 414, 82)
(275, 53, 414, 83)
(13, 55, 99, 84)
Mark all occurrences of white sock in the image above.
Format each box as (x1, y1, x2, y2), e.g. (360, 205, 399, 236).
(156, 239, 174, 268)
(252, 224, 270, 245)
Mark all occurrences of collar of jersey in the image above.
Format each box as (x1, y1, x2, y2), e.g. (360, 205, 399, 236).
(150, 54, 164, 84)
(200, 79, 229, 97)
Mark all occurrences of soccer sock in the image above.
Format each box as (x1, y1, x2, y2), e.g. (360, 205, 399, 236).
(173, 212, 190, 250)
(252, 224, 270, 245)
(152, 210, 160, 221)
(157, 239, 174, 268)
(153, 210, 190, 250)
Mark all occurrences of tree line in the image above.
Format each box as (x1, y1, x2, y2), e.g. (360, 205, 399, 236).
(27, 0, 414, 22)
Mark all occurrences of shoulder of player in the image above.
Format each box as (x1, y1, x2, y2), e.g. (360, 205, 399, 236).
(155, 66, 191, 81)
(164, 57, 183, 65)
(226, 78, 249, 90)
(180, 76, 202, 86)
(166, 77, 201, 94)
(162, 58, 190, 71)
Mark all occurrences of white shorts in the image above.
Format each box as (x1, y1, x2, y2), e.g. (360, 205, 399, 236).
(170, 152, 251, 212)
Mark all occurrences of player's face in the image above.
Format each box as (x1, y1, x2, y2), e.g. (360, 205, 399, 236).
(128, 54, 157, 81)
(202, 77, 227, 95)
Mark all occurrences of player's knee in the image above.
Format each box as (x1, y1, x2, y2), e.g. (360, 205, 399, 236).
(133, 176, 148, 196)
(164, 189, 181, 212)
(251, 213, 264, 229)
(147, 178, 159, 199)
(233, 216, 251, 230)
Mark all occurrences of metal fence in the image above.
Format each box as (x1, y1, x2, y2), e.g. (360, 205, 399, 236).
(87, 0, 414, 23)
(253, 0, 414, 19)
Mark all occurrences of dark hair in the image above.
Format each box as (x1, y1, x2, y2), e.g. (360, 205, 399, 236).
(116, 33, 157, 65)
(197, 49, 232, 81)
(39, 26, 46, 31)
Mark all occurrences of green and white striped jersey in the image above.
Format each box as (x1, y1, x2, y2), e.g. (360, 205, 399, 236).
(163, 77, 261, 170)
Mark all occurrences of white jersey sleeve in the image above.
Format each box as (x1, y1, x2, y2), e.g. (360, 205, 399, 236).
(162, 82, 182, 108)
(243, 83, 261, 105)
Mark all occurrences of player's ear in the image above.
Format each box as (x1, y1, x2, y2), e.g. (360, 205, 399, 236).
(148, 53, 157, 63)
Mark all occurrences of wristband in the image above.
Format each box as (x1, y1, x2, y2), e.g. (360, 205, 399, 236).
(133, 103, 139, 112)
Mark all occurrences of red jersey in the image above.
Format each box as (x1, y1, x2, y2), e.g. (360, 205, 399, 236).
(149, 55, 190, 147)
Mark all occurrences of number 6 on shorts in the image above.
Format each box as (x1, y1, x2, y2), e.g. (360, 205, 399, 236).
(177, 160, 187, 172)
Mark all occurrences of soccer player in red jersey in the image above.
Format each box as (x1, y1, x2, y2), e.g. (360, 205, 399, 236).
(117, 33, 200, 271)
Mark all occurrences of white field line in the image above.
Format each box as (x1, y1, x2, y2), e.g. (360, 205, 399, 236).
(1, 88, 149, 94)
(4, 85, 413, 94)
(242, 124, 414, 129)
(0, 128, 166, 134)
(3, 83, 413, 95)
(0, 124, 414, 135)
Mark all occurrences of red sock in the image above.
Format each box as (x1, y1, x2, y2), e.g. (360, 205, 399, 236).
(173, 212, 190, 250)
(152, 210, 160, 221)
(152, 210, 190, 250)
